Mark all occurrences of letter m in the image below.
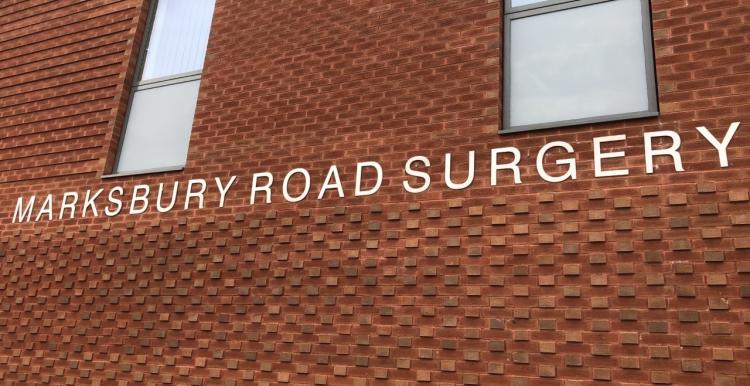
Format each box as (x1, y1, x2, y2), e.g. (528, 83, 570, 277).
(13, 196, 35, 223)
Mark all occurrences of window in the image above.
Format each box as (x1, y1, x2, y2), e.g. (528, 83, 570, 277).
(503, 0, 658, 133)
(113, 0, 216, 174)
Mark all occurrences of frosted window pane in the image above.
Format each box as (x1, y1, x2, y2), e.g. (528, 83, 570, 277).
(116, 80, 200, 173)
(509, 0, 650, 127)
(511, 0, 550, 7)
(141, 0, 216, 81)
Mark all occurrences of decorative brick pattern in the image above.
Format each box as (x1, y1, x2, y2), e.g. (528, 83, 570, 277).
(1, 188, 749, 384)
(1, 0, 750, 385)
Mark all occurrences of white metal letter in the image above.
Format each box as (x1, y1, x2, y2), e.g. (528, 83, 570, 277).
(644, 130, 684, 174)
(59, 192, 78, 219)
(403, 156, 431, 194)
(82, 189, 103, 217)
(445, 151, 475, 190)
(536, 141, 577, 183)
(594, 134, 629, 177)
(696, 121, 740, 168)
(185, 179, 207, 210)
(283, 168, 311, 203)
(35, 194, 53, 222)
(105, 187, 124, 217)
(215, 176, 237, 208)
(251, 172, 273, 204)
(13, 196, 35, 223)
(355, 161, 383, 197)
(318, 165, 345, 199)
(156, 182, 179, 213)
(130, 185, 150, 214)
(491, 147, 522, 185)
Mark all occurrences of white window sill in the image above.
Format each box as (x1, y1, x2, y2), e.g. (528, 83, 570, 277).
(102, 165, 184, 179)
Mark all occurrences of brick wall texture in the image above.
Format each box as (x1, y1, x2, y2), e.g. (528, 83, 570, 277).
(1, 0, 749, 385)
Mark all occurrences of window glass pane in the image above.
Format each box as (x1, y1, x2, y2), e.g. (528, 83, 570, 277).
(141, 0, 216, 81)
(509, 0, 649, 127)
(116, 80, 201, 172)
(511, 0, 551, 7)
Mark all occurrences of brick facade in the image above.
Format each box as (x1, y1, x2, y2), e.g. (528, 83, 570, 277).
(1, 0, 749, 385)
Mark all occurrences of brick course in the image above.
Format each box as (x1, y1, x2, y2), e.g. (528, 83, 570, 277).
(0, 0, 749, 385)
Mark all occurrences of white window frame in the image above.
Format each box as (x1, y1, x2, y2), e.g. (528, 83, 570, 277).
(502, 0, 659, 133)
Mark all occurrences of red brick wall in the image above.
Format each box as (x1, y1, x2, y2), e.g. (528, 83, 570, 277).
(0, 0, 749, 385)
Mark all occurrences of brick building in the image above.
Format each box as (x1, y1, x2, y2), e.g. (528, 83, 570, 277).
(1, 0, 749, 385)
